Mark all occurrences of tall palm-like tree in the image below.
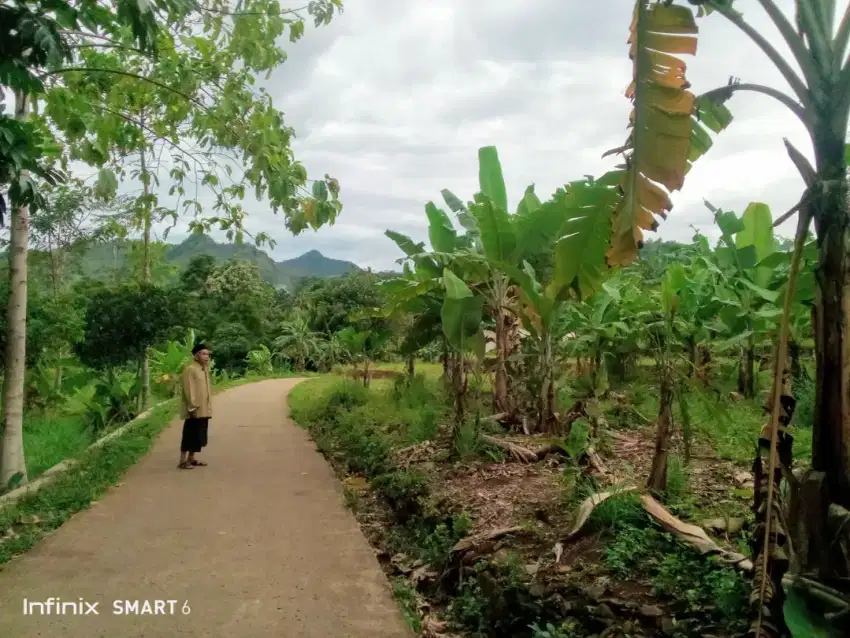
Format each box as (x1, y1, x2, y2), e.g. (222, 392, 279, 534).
(272, 316, 322, 371)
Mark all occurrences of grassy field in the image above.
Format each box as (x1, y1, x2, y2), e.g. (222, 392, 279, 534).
(23, 413, 92, 478)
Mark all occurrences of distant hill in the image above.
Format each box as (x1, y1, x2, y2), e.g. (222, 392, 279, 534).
(78, 234, 361, 289)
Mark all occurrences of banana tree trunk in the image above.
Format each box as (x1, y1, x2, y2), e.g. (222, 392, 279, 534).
(647, 360, 674, 492)
(492, 276, 511, 414)
(812, 168, 850, 513)
(0, 91, 30, 487)
(538, 329, 557, 433)
(738, 338, 756, 399)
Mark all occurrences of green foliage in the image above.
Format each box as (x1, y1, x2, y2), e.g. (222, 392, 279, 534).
(392, 579, 423, 634)
(83, 369, 139, 435)
(604, 524, 747, 629)
(529, 621, 581, 638)
(75, 283, 180, 370)
(246, 344, 273, 376)
(371, 470, 429, 521)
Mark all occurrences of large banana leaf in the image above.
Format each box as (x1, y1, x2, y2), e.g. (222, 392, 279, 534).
(548, 176, 618, 300)
(608, 1, 732, 266)
(470, 193, 517, 263)
(478, 146, 508, 212)
(514, 184, 571, 260)
(385, 230, 425, 257)
(425, 202, 457, 253)
(515, 184, 542, 217)
(735, 202, 775, 287)
(441, 270, 484, 351)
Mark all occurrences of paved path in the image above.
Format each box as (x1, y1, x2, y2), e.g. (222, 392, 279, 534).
(0, 379, 411, 638)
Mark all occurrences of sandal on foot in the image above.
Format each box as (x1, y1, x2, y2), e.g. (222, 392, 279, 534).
(190, 460, 207, 467)
(177, 461, 194, 469)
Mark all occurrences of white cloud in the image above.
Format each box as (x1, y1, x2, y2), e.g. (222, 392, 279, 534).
(156, 0, 821, 270)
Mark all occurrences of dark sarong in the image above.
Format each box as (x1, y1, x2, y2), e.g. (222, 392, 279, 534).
(181, 417, 209, 453)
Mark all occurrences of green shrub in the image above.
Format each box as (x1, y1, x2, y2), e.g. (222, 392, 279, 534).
(371, 470, 429, 521)
(318, 382, 369, 424)
(604, 523, 747, 630)
(337, 423, 392, 476)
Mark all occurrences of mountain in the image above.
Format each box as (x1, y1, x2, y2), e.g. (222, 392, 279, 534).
(278, 249, 361, 279)
(77, 234, 361, 289)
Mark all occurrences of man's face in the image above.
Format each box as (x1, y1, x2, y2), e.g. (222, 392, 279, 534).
(195, 349, 211, 366)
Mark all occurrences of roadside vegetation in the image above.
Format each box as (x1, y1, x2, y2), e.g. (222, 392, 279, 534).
(4, 1, 850, 636)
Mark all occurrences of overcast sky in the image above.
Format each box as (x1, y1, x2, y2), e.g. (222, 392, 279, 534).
(159, 0, 811, 270)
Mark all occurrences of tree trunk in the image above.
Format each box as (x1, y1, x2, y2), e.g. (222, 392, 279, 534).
(538, 330, 557, 433)
(812, 181, 850, 511)
(139, 147, 152, 411)
(687, 337, 697, 378)
(797, 127, 850, 582)
(788, 337, 806, 382)
(0, 91, 31, 487)
(492, 277, 510, 414)
(647, 362, 674, 492)
(738, 340, 756, 398)
(450, 352, 466, 435)
(406, 354, 415, 378)
(696, 344, 711, 382)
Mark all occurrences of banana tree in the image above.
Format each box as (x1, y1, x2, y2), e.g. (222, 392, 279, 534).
(150, 328, 196, 397)
(500, 176, 621, 431)
(706, 202, 784, 398)
(620, 0, 850, 629)
(384, 146, 539, 414)
(438, 146, 565, 416)
(337, 325, 391, 387)
(563, 274, 649, 395)
(672, 236, 727, 383)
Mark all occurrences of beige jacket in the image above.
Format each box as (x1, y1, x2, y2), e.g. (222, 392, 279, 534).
(180, 360, 212, 419)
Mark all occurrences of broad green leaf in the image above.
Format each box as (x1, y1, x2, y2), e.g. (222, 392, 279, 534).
(477, 146, 508, 212)
(95, 168, 118, 199)
(425, 202, 457, 253)
(548, 181, 616, 300)
(471, 195, 517, 263)
(441, 295, 484, 350)
(399, 310, 443, 355)
(736, 245, 759, 270)
(716, 210, 745, 240)
(757, 251, 791, 270)
(713, 330, 754, 353)
(312, 180, 329, 200)
(385, 230, 425, 257)
(784, 584, 835, 638)
(666, 263, 687, 292)
(736, 202, 774, 286)
(516, 184, 542, 216)
(738, 277, 780, 302)
(441, 189, 467, 213)
(443, 269, 472, 299)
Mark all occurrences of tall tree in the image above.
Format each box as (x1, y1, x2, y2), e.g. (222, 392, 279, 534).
(619, 0, 850, 632)
(0, 0, 345, 483)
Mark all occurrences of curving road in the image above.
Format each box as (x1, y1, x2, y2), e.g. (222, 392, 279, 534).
(0, 379, 411, 638)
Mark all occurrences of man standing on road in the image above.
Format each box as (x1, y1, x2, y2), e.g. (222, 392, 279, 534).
(178, 344, 213, 470)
